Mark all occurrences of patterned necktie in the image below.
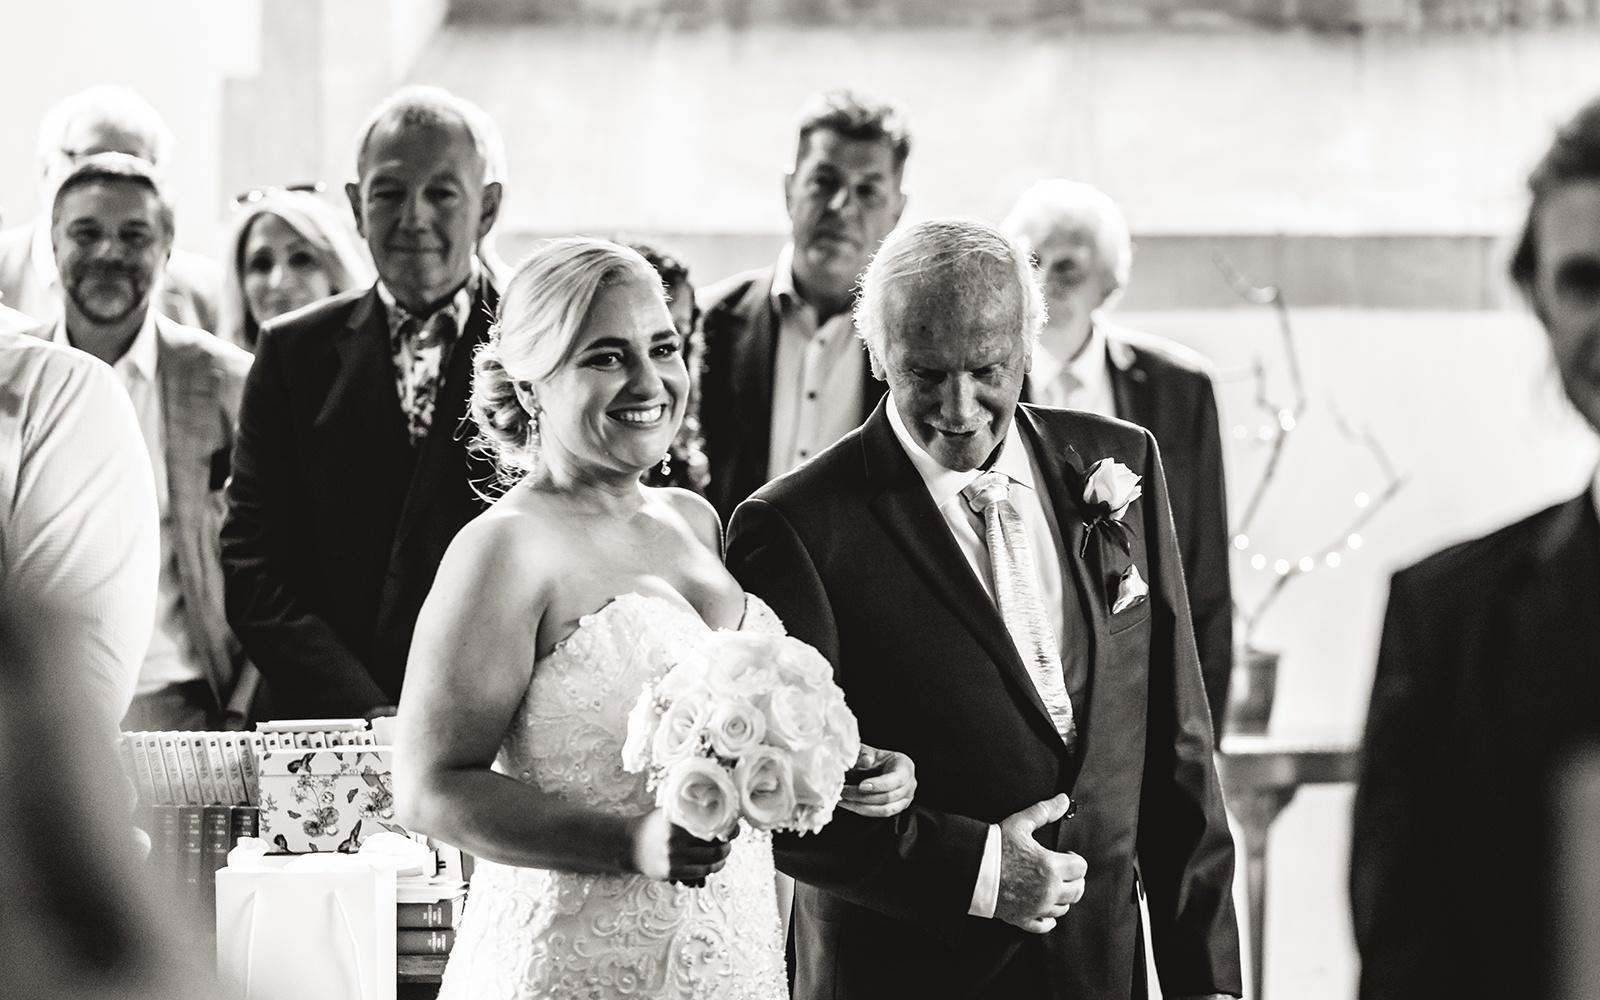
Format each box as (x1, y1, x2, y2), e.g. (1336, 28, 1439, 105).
(391, 306, 459, 447)
(962, 470, 1077, 750)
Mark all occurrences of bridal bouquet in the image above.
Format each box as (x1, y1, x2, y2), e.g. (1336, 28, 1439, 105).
(622, 632, 860, 841)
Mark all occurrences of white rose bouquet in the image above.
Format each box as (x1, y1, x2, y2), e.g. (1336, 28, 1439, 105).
(623, 632, 861, 841)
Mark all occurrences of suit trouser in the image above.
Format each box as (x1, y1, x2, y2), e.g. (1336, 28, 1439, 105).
(121, 679, 214, 731)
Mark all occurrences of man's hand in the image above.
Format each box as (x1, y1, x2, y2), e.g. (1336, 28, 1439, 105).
(993, 793, 1086, 934)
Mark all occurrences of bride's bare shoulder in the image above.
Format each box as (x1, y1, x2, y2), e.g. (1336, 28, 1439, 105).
(651, 486, 724, 556)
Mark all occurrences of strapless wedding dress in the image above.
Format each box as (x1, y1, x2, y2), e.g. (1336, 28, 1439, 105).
(436, 592, 789, 1000)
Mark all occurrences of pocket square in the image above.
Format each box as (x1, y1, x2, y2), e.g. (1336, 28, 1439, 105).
(1112, 564, 1149, 614)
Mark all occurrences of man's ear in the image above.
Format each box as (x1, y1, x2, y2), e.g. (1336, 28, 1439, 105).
(344, 181, 365, 240)
(477, 181, 503, 240)
(888, 188, 907, 230)
(782, 171, 797, 222)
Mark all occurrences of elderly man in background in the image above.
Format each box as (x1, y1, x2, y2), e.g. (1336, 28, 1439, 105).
(1003, 180, 1235, 740)
(23, 154, 256, 731)
(222, 86, 501, 720)
(0, 86, 220, 331)
(699, 88, 908, 520)
(730, 217, 1239, 999)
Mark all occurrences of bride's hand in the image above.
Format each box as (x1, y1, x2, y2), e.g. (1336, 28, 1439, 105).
(627, 809, 736, 884)
(838, 744, 916, 818)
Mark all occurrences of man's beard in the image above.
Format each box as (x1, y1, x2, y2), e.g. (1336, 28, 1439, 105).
(64, 262, 151, 325)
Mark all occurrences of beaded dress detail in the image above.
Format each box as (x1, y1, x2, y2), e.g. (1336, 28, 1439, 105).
(437, 592, 788, 1000)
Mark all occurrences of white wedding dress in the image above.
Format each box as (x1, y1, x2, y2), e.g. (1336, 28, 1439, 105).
(437, 592, 789, 1000)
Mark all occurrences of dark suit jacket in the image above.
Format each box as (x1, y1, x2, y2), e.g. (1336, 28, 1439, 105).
(1351, 492, 1600, 1000)
(698, 266, 885, 522)
(221, 283, 497, 718)
(727, 401, 1240, 1000)
(1026, 326, 1233, 739)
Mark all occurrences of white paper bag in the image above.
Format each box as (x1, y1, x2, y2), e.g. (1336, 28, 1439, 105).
(216, 867, 397, 1000)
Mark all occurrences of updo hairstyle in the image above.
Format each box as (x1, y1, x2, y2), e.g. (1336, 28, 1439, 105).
(470, 237, 664, 491)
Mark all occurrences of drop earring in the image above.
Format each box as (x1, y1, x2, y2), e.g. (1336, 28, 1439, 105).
(659, 453, 672, 476)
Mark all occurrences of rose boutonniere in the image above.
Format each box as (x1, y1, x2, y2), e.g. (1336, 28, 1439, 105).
(1078, 457, 1142, 557)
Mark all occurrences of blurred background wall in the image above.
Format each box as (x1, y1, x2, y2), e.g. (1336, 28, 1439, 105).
(4, 2, 1599, 995)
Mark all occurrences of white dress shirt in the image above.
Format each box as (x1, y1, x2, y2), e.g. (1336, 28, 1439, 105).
(0, 331, 159, 725)
(767, 244, 866, 478)
(885, 399, 1073, 920)
(1030, 322, 1118, 418)
(52, 311, 203, 696)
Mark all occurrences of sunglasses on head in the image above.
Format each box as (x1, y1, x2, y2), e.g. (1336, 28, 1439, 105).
(232, 181, 327, 206)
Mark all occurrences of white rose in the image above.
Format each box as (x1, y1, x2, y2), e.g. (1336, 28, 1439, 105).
(658, 757, 740, 841)
(762, 683, 828, 751)
(1082, 458, 1143, 520)
(655, 659, 712, 703)
(789, 743, 845, 808)
(772, 637, 833, 689)
(621, 688, 660, 773)
(733, 746, 797, 829)
(706, 699, 766, 759)
(705, 635, 780, 699)
(651, 693, 710, 766)
(823, 696, 861, 767)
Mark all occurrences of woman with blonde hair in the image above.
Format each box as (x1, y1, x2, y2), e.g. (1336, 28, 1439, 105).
(217, 187, 373, 349)
(395, 236, 914, 999)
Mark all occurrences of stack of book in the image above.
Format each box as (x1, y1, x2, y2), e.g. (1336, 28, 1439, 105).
(118, 730, 264, 924)
(397, 878, 467, 962)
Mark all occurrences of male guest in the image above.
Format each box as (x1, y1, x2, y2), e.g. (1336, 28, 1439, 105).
(24, 154, 256, 731)
(1351, 96, 1600, 1000)
(1003, 179, 1234, 739)
(0, 86, 220, 331)
(730, 219, 1239, 999)
(222, 86, 502, 718)
(0, 328, 158, 733)
(698, 88, 908, 520)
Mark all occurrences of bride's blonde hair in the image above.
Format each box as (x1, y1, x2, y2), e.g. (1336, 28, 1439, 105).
(470, 237, 664, 492)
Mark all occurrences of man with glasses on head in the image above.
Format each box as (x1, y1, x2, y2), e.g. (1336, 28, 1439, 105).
(222, 85, 503, 720)
(0, 86, 220, 331)
(698, 88, 909, 521)
(19, 153, 255, 731)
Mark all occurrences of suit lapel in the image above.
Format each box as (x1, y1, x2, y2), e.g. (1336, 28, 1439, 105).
(332, 288, 413, 489)
(860, 403, 1065, 746)
(1499, 495, 1600, 723)
(157, 321, 227, 704)
(728, 275, 778, 489)
(1016, 406, 1107, 752)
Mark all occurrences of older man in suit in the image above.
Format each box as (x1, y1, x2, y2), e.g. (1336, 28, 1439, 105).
(1003, 180, 1235, 741)
(25, 154, 255, 730)
(698, 88, 908, 521)
(222, 86, 502, 719)
(729, 218, 1239, 1000)
(0, 86, 220, 332)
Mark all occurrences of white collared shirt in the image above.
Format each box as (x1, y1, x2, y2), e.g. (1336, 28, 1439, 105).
(0, 331, 159, 727)
(1030, 322, 1118, 418)
(885, 397, 1071, 920)
(767, 244, 867, 479)
(53, 310, 203, 696)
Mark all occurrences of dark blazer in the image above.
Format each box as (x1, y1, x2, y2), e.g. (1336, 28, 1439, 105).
(1351, 491, 1600, 1000)
(1027, 325, 1233, 739)
(727, 401, 1240, 1000)
(698, 266, 885, 522)
(221, 283, 497, 718)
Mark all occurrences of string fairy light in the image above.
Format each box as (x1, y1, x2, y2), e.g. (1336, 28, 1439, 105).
(1211, 251, 1408, 649)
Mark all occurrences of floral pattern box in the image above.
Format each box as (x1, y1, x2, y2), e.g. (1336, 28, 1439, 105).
(258, 747, 407, 853)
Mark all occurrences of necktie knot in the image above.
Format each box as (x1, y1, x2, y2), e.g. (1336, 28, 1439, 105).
(963, 471, 1012, 515)
(400, 307, 457, 350)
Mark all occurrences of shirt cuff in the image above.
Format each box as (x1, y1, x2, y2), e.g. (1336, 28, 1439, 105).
(967, 823, 1002, 918)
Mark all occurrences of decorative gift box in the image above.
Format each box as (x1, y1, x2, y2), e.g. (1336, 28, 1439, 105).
(258, 747, 408, 854)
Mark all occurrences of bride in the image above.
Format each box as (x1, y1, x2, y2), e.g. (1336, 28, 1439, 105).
(393, 237, 915, 999)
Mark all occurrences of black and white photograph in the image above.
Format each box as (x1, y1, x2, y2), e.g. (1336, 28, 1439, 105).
(2, 1, 1599, 998)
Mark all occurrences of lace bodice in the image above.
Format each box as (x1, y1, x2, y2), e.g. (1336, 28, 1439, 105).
(437, 592, 789, 1000)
